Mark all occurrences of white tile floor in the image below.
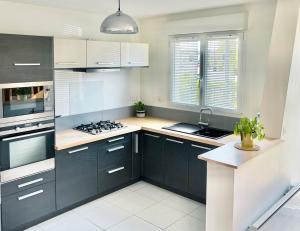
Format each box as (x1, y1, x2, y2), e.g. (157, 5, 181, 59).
(26, 181, 206, 231)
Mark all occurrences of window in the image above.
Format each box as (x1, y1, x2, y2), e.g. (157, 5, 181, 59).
(170, 32, 242, 113)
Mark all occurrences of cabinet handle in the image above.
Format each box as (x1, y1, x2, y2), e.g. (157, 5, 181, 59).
(135, 134, 139, 153)
(18, 190, 44, 201)
(68, 147, 89, 154)
(166, 138, 184, 144)
(107, 145, 124, 153)
(96, 62, 114, 65)
(18, 178, 43, 188)
(56, 62, 79, 65)
(108, 137, 124, 143)
(108, 166, 125, 174)
(14, 63, 41, 66)
(191, 144, 212, 151)
(144, 133, 160, 139)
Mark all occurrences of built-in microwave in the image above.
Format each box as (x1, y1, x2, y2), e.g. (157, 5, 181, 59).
(0, 81, 54, 124)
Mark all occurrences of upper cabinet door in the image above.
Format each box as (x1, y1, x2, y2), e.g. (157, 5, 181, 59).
(0, 34, 53, 69)
(121, 42, 149, 67)
(87, 41, 121, 68)
(54, 38, 87, 69)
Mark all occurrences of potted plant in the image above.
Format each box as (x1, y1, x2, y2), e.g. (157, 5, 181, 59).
(234, 116, 265, 150)
(134, 101, 146, 118)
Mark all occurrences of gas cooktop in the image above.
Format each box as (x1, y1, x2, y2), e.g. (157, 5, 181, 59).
(74, 120, 126, 135)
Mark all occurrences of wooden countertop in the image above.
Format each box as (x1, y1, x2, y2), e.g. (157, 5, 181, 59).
(55, 116, 281, 169)
(55, 117, 237, 151)
(1, 158, 55, 183)
(198, 139, 282, 169)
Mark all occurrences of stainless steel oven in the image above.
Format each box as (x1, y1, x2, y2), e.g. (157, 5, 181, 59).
(0, 127, 55, 171)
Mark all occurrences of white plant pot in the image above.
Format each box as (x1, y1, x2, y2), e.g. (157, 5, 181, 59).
(136, 111, 146, 118)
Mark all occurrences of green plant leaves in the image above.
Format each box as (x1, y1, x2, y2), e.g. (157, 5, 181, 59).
(234, 116, 265, 141)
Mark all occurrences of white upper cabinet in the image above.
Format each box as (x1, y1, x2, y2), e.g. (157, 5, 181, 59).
(54, 38, 87, 69)
(121, 42, 149, 67)
(87, 41, 121, 68)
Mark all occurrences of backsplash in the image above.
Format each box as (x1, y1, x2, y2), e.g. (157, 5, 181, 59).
(56, 105, 239, 131)
(146, 106, 240, 131)
(55, 106, 135, 131)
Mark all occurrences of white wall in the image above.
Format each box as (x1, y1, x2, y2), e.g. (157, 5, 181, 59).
(139, 1, 276, 117)
(0, 1, 141, 111)
(260, 0, 300, 138)
(281, 6, 300, 184)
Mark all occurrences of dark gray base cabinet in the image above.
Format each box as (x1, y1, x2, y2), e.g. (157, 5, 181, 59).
(142, 132, 164, 184)
(56, 143, 98, 210)
(98, 135, 132, 193)
(142, 132, 215, 202)
(2, 181, 56, 231)
(164, 137, 188, 192)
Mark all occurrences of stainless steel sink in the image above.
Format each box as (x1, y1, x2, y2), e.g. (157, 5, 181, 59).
(163, 122, 232, 140)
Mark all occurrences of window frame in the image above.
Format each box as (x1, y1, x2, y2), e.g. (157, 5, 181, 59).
(169, 30, 244, 116)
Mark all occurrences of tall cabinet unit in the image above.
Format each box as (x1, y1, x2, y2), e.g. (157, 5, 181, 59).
(0, 34, 53, 83)
(54, 38, 87, 69)
(121, 42, 149, 67)
(87, 41, 121, 68)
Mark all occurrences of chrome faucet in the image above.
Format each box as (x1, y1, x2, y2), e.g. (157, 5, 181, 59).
(199, 107, 213, 127)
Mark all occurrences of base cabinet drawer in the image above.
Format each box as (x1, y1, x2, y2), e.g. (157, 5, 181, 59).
(2, 181, 55, 231)
(98, 141, 131, 169)
(98, 162, 131, 193)
(2, 169, 55, 197)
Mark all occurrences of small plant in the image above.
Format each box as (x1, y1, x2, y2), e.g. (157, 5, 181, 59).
(134, 101, 146, 118)
(234, 116, 265, 149)
(134, 101, 145, 112)
(234, 116, 265, 140)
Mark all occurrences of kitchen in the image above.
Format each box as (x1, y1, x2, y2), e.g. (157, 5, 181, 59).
(0, 0, 300, 231)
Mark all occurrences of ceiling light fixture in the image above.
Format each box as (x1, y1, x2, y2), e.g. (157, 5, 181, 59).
(100, 0, 139, 34)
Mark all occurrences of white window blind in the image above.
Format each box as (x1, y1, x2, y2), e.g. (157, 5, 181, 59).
(204, 34, 240, 111)
(171, 37, 201, 106)
(170, 32, 242, 113)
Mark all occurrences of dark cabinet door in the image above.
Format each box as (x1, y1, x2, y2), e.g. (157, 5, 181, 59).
(56, 143, 98, 210)
(131, 132, 142, 180)
(142, 132, 164, 184)
(2, 181, 55, 231)
(164, 137, 188, 192)
(0, 34, 53, 83)
(188, 143, 214, 202)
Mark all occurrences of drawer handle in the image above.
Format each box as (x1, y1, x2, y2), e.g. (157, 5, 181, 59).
(14, 63, 41, 66)
(108, 167, 125, 174)
(144, 133, 160, 139)
(108, 136, 125, 143)
(56, 62, 79, 65)
(18, 190, 44, 201)
(135, 134, 139, 154)
(107, 145, 124, 153)
(191, 144, 212, 151)
(108, 137, 125, 143)
(166, 138, 184, 144)
(68, 147, 89, 154)
(96, 62, 114, 65)
(18, 178, 43, 188)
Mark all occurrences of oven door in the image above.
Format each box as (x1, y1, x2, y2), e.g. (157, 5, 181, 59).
(0, 81, 54, 123)
(0, 128, 55, 171)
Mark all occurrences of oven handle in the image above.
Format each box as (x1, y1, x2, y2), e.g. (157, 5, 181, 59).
(2, 129, 55, 141)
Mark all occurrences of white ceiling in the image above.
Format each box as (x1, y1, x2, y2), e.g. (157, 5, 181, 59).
(6, 0, 269, 18)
